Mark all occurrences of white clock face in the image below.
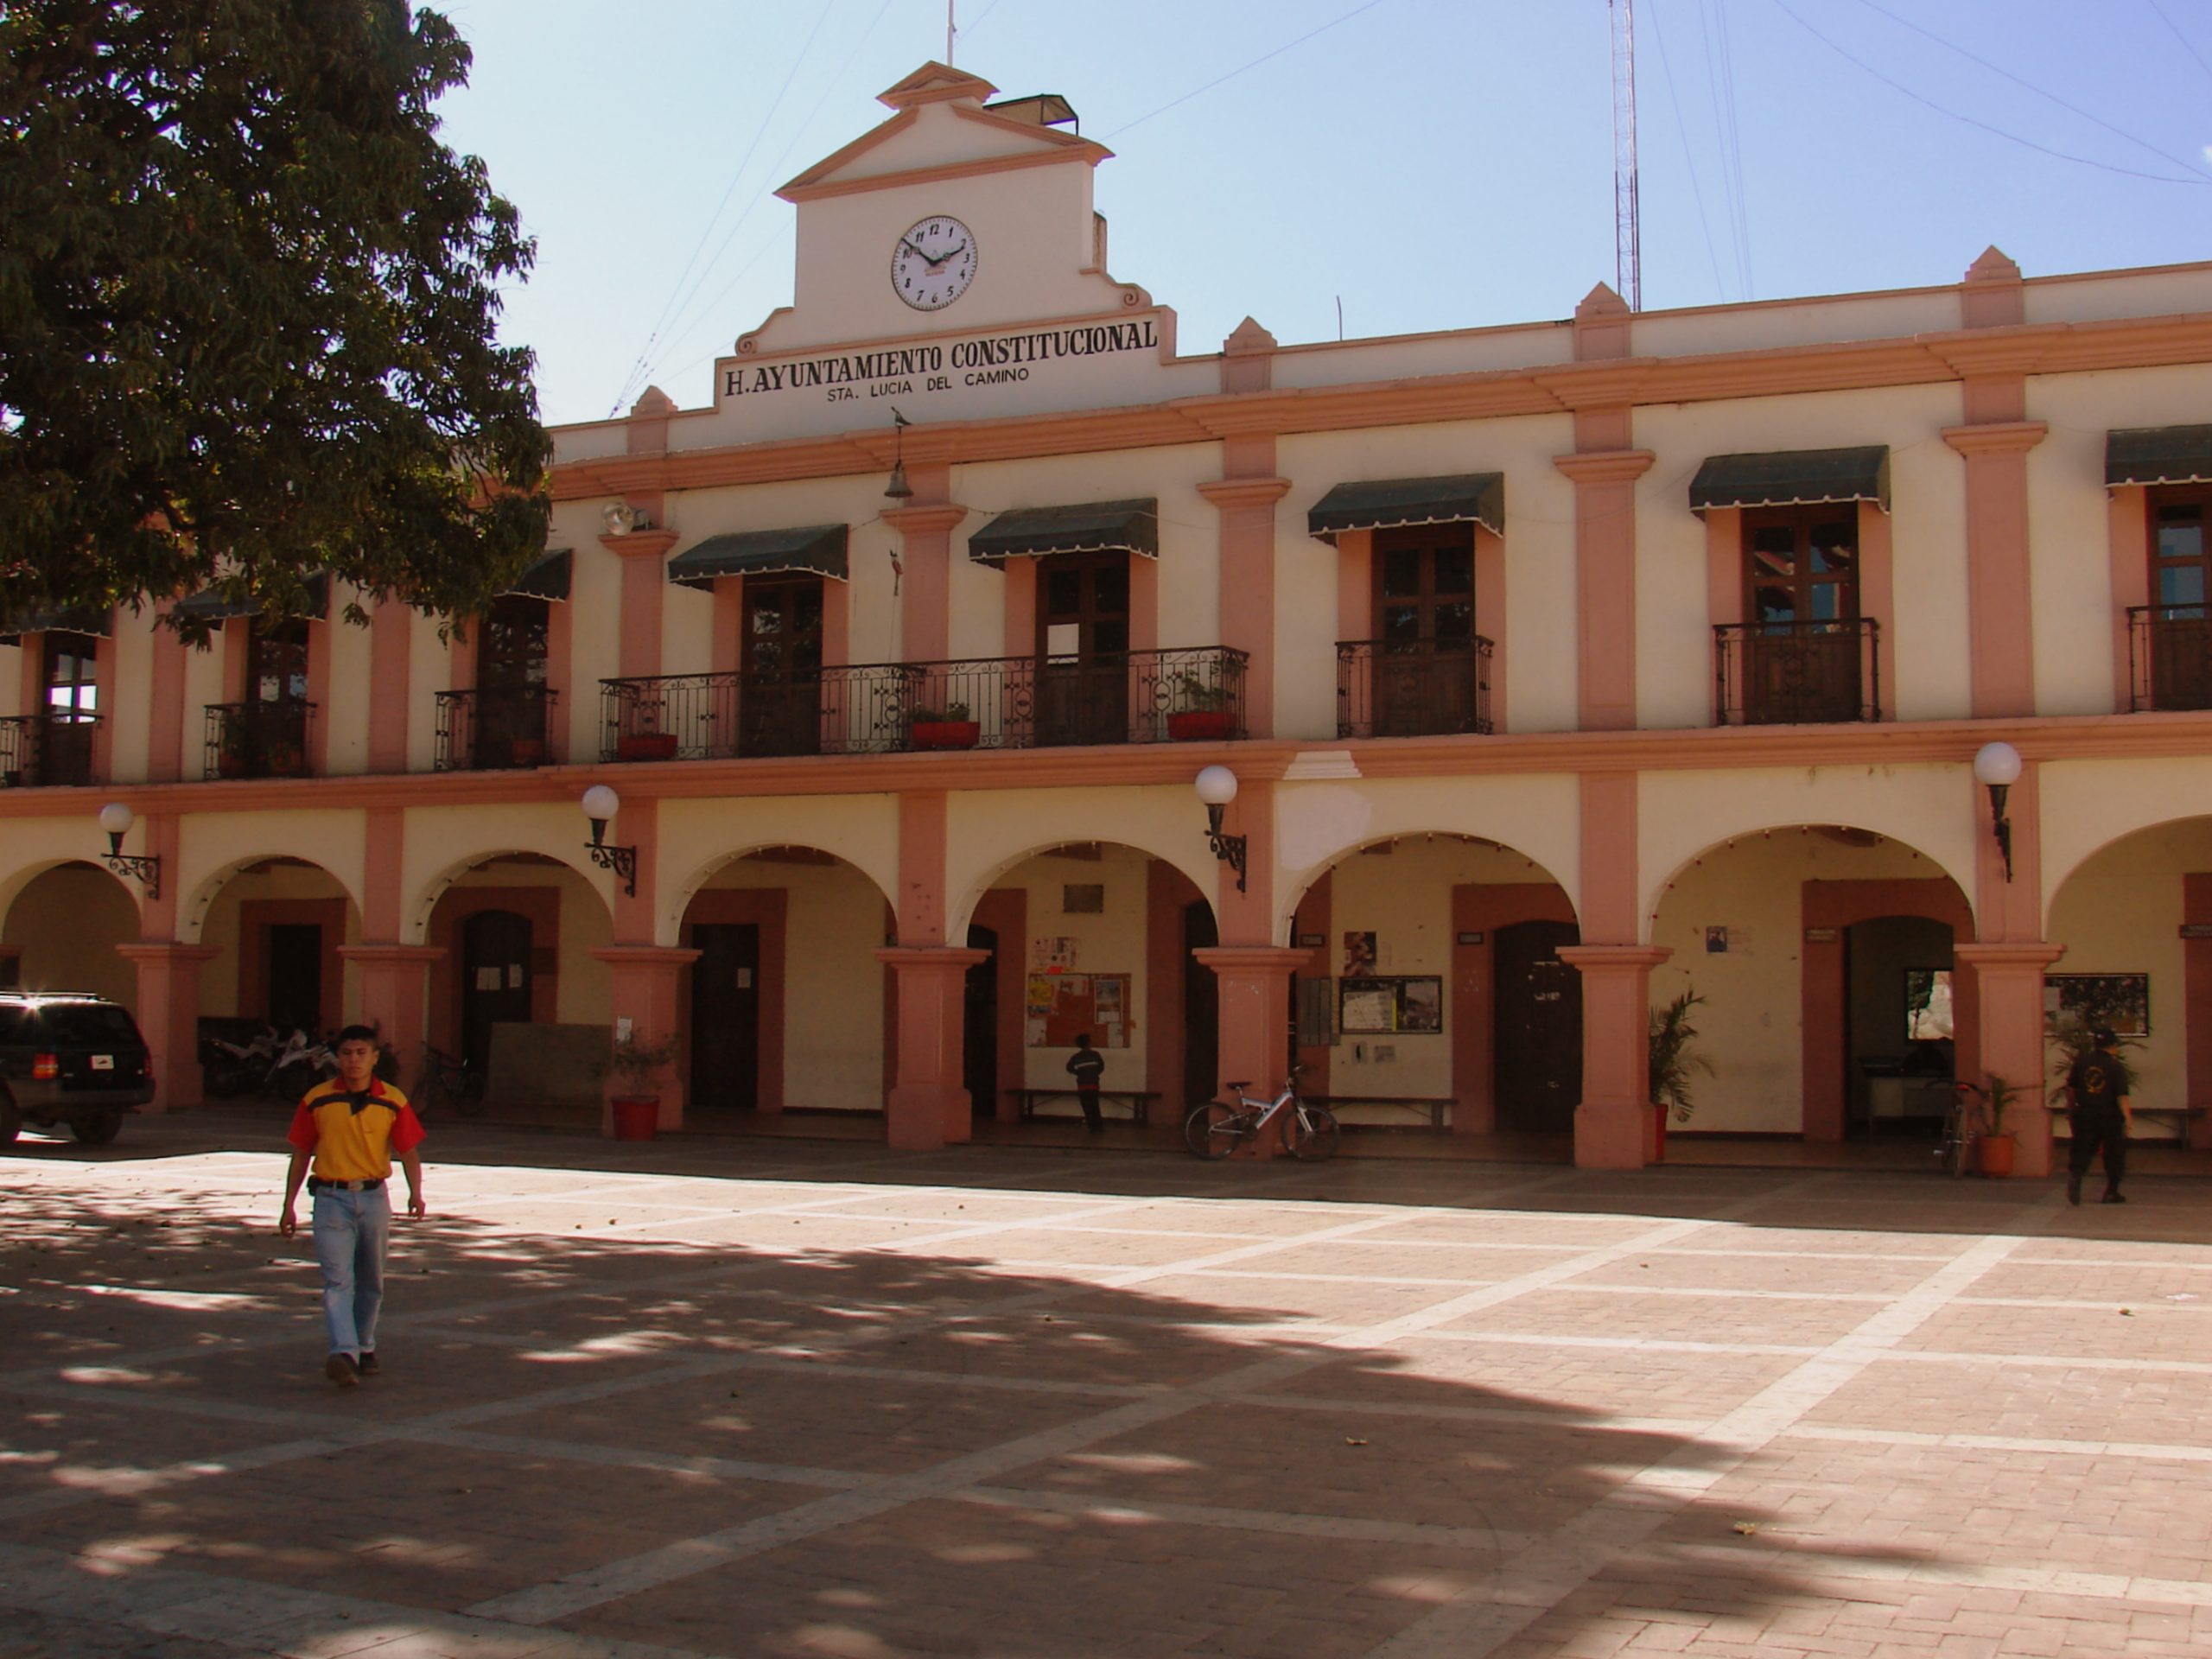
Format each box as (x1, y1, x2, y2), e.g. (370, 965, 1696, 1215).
(891, 216, 978, 311)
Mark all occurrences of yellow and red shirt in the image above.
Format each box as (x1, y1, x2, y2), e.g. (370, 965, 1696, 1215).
(287, 1077, 424, 1181)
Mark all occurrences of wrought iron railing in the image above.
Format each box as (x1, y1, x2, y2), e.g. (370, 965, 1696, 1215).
(2127, 605, 2212, 712)
(204, 702, 315, 779)
(1336, 638, 1494, 739)
(435, 686, 559, 771)
(1714, 619, 1881, 725)
(598, 645, 1249, 760)
(0, 713, 100, 787)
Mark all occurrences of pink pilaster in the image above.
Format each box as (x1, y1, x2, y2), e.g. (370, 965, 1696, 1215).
(1554, 448, 1655, 731)
(605, 528, 679, 681)
(115, 944, 220, 1113)
(1955, 943, 2064, 1178)
(1942, 420, 2047, 718)
(884, 490, 967, 666)
(876, 946, 988, 1148)
(1192, 945, 1314, 1159)
(1559, 945, 1671, 1167)
(1198, 474, 1289, 739)
(591, 944, 700, 1134)
(367, 596, 413, 773)
(146, 602, 188, 783)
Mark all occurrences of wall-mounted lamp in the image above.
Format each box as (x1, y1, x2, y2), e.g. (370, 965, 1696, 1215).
(601, 502, 653, 537)
(1194, 766, 1246, 892)
(884, 407, 914, 501)
(581, 784, 637, 896)
(1973, 741, 2022, 883)
(98, 802, 161, 898)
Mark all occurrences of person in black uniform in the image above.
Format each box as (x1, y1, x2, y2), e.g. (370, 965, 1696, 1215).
(2064, 1027, 2133, 1205)
(1065, 1032, 1106, 1133)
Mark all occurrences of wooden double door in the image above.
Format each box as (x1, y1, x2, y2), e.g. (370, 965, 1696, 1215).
(1493, 919, 1582, 1134)
(1036, 551, 1129, 747)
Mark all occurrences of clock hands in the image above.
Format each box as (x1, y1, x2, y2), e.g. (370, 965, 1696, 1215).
(901, 235, 971, 271)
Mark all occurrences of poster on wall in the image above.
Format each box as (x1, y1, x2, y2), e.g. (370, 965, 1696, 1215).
(1343, 931, 1376, 976)
(1339, 976, 1444, 1034)
(1032, 936, 1078, 971)
(1028, 972, 1133, 1047)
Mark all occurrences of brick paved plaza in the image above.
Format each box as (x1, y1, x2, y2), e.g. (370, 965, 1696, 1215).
(4, 1115, 2211, 1658)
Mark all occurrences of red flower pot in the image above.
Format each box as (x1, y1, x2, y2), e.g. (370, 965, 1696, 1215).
(1167, 709, 1236, 741)
(612, 1096, 658, 1141)
(617, 732, 679, 762)
(910, 719, 981, 751)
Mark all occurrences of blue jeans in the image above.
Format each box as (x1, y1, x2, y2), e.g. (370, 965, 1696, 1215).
(312, 1186, 391, 1359)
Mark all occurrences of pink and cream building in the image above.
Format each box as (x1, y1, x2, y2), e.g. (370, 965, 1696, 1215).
(6, 62, 2212, 1172)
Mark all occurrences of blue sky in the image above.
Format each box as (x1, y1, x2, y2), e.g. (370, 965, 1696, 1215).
(431, 0, 2212, 429)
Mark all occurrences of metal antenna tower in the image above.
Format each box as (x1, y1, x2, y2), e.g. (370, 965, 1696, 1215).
(1610, 0, 1641, 310)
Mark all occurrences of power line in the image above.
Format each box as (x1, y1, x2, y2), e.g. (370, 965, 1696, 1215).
(1766, 0, 2210, 188)
(1102, 0, 1396, 140)
(2146, 0, 2212, 90)
(1648, 0, 1731, 302)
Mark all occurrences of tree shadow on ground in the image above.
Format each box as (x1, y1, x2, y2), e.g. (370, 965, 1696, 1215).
(0, 1150, 2006, 1659)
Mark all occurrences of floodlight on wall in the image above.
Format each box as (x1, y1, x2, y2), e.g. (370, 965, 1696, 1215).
(1973, 741, 2023, 883)
(601, 502, 652, 537)
(1194, 766, 1246, 892)
(97, 802, 161, 899)
(884, 407, 914, 501)
(581, 784, 637, 896)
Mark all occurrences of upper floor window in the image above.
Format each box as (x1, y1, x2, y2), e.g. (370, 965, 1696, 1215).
(1345, 524, 1488, 738)
(741, 575, 824, 757)
(1727, 507, 1874, 725)
(43, 632, 98, 720)
(1037, 550, 1129, 747)
(2139, 486, 2212, 711)
(479, 595, 550, 692)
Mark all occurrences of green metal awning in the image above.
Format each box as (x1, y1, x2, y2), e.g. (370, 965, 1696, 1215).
(667, 524, 848, 590)
(2107, 425, 2212, 488)
(0, 606, 111, 643)
(172, 572, 332, 622)
(969, 499, 1159, 563)
(1306, 474, 1505, 543)
(501, 548, 573, 601)
(1690, 447, 1890, 514)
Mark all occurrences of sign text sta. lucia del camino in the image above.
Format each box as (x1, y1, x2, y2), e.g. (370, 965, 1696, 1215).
(723, 317, 1160, 405)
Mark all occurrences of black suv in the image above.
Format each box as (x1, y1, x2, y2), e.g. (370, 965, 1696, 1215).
(0, 992, 156, 1146)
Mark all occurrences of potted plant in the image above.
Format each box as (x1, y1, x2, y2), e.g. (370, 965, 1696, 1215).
(616, 706, 678, 762)
(216, 717, 253, 779)
(909, 701, 980, 751)
(1975, 1072, 2020, 1176)
(1649, 987, 1714, 1160)
(1166, 673, 1236, 741)
(593, 1027, 679, 1141)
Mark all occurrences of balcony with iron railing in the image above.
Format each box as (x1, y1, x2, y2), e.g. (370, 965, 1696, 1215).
(1336, 638, 1494, 739)
(0, 713, 100, 787)
(2127, 605, 2212, 712)
(435, 685, 559, 771)
(599, 646, 1249, 760)
(1714, 620, 1882, 726)
(204, 702, 315, 779)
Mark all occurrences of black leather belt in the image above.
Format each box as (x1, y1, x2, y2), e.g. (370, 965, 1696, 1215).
(308, 1176, 384, 1193)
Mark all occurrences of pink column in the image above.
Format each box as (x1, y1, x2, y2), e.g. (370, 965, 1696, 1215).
(1942, 421, 2047, 718)
(116, 944, 220, 1112)
(1559, 945, 1671, 1167)
(338, 945, 442, 1087)
(1955, 944, 2063, 1178)
(884, 492, 968, 666)
(1198, 474, 1290, 738)
(876, 946, 988, 1148)
(1192, 945, 1316, 1159)
(605, 528, 679, 681)
(591, 945, 700, 1134)
(146, 602, 188, 783)
(1553, 448, 1655, 731)
(366, 596, 413, 773)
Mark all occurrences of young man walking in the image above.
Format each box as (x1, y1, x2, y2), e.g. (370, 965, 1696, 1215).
(278, 1027, 427, 1385)
(1065, 1032, 1107, 1133)
(2064, 1026, 2132, 1206)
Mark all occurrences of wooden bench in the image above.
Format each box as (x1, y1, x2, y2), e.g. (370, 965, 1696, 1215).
(1304, 1094, 1455, 1129)
(2048, 1102, 2206, 1148)
(1007, 1087, 1161, 1126)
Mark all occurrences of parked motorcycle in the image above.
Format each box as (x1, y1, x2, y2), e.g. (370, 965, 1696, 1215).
(264, 1029, 338, 1102)
(202, 1022, 281, 1099)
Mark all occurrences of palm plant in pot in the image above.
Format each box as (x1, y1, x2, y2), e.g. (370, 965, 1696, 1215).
(1974, 1071, 2021, 1176)
(909, 701, 979, 751)
(593, 1027, 679, 1140)
(1166, 672, 1236, 741)
(1649, 987, 1714, 1160)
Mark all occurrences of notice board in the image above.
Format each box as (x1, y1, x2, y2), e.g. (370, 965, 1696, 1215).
(1026, 971, 1132, 1047)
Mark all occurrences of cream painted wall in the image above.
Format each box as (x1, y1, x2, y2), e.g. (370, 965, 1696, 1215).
(196, 861, 361, 1020)
(659, 794, 898, 946)
(1631, 385, 1969, 725)
(660, 581, 715, 682)
(3, 865, 138, 1003)
(1269, 320, 1573, 389)
(321, 603, 372, 775)
(2024, 265, 2212, 327)
(0, 642, 19, 719)
(1633, 289, 1959, 361)
(1640, 765, 1978, 938)
(1323, 837, 1542, 1096)
(405, 601, 452, 774)
(177, 810, 366, 944)
(945, 785, 1219, 938)
(105, 613, 153, 784)
(559, 502, 622, 762)
(2045, 819, 2212, 1124)
(2041, 756, 2212, 928)
(1651, 830, 1947, 1133)
(397, 804, 610, 944)
(1277, 772, 1581, 937)
(445, 866, 613, 1024)
(1007, 842, 1152, 1091)
(181, 632, 228, 773)
(701, 856, 887, 1110)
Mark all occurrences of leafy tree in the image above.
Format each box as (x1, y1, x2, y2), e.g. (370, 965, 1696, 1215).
(0, 0, 549, 638)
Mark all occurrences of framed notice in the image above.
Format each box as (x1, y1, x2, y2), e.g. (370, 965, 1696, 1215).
(2044, 973, 2150, 1038)
(1027, 971, 1132, 1047)
(1338, 976, 1442, 1034)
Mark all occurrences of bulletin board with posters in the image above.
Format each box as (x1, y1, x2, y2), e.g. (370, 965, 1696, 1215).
(1026, 972, 1133, 1047)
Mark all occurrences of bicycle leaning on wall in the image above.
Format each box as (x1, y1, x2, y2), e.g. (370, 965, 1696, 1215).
(1184, 1066, 1339, 1160)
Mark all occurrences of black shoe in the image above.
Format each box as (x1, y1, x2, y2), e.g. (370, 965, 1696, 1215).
(325, 1353, 359, 1388)
(356, 1351, 379, 1376)
(2101, 1192, 2126, 1205)
(2067, 1173, 2082, 1206)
